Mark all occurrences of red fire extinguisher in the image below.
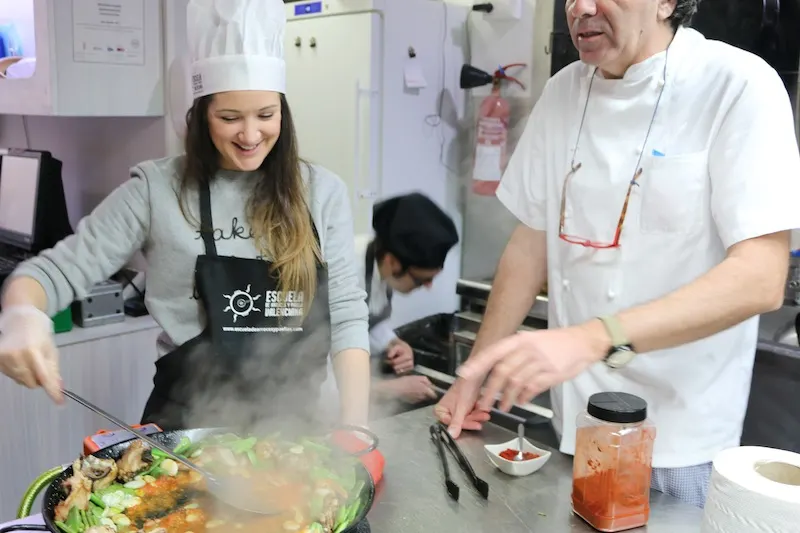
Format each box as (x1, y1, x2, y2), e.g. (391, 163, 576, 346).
(461, 63, 527, 196)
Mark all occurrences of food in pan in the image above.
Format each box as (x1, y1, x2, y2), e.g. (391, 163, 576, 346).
(53, 433, 367, 533)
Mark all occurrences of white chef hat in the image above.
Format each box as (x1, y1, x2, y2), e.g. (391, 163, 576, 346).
(186, 0, 286, 99)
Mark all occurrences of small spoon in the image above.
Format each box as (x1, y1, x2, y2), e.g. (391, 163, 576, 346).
(514, 423, 525, 461)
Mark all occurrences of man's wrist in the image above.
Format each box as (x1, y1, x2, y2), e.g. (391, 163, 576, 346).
(578, 319, 613, 362)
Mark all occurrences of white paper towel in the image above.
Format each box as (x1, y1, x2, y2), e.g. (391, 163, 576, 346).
(701, 446, 800, 532)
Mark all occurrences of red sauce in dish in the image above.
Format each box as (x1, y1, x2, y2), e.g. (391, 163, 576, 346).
(498, 448, 539, 461)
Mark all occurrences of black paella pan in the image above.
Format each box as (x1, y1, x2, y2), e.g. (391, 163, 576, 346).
(1, 427, 378, 533)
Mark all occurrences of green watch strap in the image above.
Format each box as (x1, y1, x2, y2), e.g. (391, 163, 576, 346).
(598, 315, 629, 348)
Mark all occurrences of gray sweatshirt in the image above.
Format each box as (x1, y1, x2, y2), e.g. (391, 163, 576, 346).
(8, 155, 370, 357)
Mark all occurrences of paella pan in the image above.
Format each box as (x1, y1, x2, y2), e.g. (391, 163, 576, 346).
(1, 427, 377, 533)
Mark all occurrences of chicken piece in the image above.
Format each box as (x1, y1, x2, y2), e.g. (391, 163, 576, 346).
(313, 480, 347, 533)
(281, 451, 313, 474)
(84, 526, 115, 533)
(193, 445, 243, 470)
(319, 501, 338, 533)
(80, 456, 119, 491)
(254, 440, 279, 461)
(54, 459, 92, 522)
(116, 440, 152, 482)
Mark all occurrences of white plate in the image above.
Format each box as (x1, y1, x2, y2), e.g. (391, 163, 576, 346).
(484, 437, 551, 477)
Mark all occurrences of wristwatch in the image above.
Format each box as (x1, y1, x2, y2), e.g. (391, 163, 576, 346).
(598, 315, 636, 369)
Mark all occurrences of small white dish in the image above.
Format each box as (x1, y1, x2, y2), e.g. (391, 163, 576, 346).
(484, 437, 552, 477)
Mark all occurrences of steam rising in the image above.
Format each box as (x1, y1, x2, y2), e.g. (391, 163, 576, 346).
(159, 281, 334, 438)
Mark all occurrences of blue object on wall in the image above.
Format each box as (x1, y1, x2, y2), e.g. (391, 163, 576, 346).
(0, 23, 25, 58)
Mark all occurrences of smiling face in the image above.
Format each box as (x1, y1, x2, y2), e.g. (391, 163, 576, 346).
(566, 0, 678, 78)
(207, 90, 282, 171)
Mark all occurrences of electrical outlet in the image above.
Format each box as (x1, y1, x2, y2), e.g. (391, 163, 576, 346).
(486, 0, 523, 21)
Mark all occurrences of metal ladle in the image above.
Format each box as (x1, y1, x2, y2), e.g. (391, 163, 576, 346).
(62, 389, 282, 516)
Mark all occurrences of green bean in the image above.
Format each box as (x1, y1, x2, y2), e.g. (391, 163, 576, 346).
(172, 436, 192, 455)
(89, 494, 106, 509)
(54, 520, 77, 533)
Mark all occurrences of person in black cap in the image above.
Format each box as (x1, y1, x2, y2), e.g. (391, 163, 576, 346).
(360, 192, 459, 405)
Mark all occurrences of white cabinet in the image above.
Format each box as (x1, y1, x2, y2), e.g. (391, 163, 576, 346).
(0, 0, 164, 116)
(285, 10, 379, 235)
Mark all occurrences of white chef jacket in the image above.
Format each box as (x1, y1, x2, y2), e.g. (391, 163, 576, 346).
(496, 26, 800, 468)
(353, 234, 397, 355)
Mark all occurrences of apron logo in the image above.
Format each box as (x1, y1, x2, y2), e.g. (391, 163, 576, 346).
(222, 284, 261, 323)
(265, 290, 304, 318)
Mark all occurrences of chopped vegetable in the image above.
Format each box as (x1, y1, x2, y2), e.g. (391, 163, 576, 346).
(221, 436, 257, 454)
(172, 436, 192, 455)
(54, 520, 76, 533)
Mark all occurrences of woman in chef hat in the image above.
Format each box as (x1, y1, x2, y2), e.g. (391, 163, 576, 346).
(0, 0, 371, 431)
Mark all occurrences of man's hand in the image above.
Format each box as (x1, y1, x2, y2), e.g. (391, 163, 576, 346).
(433, 379, 491, 438)
(386, 338, 414, 374)
(456, 323, 608, 412)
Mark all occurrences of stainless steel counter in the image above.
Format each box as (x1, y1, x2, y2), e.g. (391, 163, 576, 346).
(366, 408, 703, 532)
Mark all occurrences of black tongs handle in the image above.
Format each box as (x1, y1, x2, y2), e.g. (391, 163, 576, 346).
(429, 424, 459, 501)
(436, 423, 490, 499)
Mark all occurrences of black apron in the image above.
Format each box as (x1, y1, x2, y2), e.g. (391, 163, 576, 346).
(141, 181, 331, 432)
(365, 241, 392, 329)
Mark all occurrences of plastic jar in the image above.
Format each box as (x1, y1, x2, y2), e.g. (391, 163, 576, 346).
(571, 392, 657, 532)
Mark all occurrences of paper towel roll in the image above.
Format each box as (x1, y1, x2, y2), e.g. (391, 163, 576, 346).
(701, 446, 800, 533)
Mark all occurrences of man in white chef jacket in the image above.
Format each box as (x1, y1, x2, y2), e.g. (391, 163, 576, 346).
(436, 0, 800, 508)
(359, 192, 460, 405)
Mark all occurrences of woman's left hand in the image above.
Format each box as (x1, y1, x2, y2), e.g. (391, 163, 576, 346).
(386, 339, 414, 374)
(455, 323, 609, 412)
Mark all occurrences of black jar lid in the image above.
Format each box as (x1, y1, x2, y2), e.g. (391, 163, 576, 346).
(587, 392, 647, 424)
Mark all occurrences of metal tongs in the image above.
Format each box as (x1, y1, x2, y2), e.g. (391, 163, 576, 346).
(429, 423, 489, 501)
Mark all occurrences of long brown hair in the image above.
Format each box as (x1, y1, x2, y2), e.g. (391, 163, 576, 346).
(179, 94, 321, 313)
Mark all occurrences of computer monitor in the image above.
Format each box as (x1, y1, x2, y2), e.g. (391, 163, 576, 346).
(0, 150, 40, 249)
(0, 148, 72, 252)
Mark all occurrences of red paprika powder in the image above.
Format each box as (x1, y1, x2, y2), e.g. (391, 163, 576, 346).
(571, 392, 656, 532)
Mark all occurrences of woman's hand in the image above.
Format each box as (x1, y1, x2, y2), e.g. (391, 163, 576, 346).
(0, 305, 63, 403)
(385, 339, 414, 374)
(376, 375, 437, 404)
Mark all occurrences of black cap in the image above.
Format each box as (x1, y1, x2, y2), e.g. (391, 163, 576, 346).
(372, 192, 459, 269)
(587, 392, 647, 424)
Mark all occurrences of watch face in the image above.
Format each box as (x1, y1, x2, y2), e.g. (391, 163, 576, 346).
(605, 347, 636, 369)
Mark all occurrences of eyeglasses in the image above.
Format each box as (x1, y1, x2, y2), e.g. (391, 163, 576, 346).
(408, 270, 436, 288)
(559, 43, 670, 250)
(558, 162, 643, 249)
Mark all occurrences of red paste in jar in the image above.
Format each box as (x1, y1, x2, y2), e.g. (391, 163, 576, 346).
(572, 463, 652, 531)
